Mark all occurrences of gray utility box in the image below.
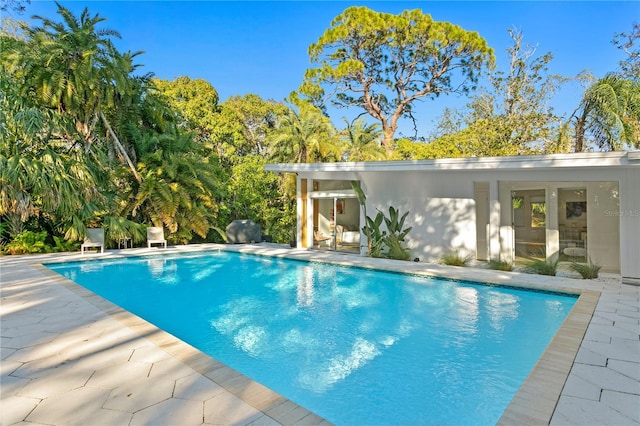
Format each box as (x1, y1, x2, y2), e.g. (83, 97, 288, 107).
(226, 220, 261, 244)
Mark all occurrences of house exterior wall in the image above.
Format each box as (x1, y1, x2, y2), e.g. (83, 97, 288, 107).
(359, 168, 625, 271)
(362, 170, 478, 262)
(280, 153, 638, 283)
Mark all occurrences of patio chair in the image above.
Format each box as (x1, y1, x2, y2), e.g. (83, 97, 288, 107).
(313, 230, 332, 247)
(81, 228, 105, 255)
(147, 227, 167, 249)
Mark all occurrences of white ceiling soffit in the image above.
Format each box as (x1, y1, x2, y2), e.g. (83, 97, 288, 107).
(309, 189, 357, 199)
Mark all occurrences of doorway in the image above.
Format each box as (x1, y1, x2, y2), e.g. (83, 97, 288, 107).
(310, 181, 360, 253)
(558, 188, 588, 262)
(512, 189, 547, 260)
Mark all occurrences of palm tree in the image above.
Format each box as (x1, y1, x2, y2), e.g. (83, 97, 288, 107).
(120, 127, 220, 243)
(341, 118, 386, 161)
(571, 74, 640, 152)
(0, 146, 103, 239)
(0, 62, 103, 239)
(13, 3, 142, 181)
(269, 106, 340, 163)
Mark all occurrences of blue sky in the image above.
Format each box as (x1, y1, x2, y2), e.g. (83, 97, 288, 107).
(13, 1, 639, 138)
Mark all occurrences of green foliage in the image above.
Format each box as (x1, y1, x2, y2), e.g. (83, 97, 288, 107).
(10, 3, 143, 181)
(441, 250, 471, 267)
(362, 206, 412, 260)
(524, 257, 559, 276)
(222, 155, 295, 243)
(364, 211, 385, 258)
(153, 76, 219, 143)
(1, 4, 301, 252)
(570, 259, 602, 279)
(0, 221, 8, 244)
(209, 226, 227, 243)
(488, 259, 514, 271)
(269, 104, 340, 163)
(341, 118, 386, 161)
(382, 206, 412, 260)
(52, 236, 80, 253)
(395, 137, 464, 160)
(3, 231, 81, 254)
(211, 94, 288, 162)
(530, 202, 547, 228)
(571, 74, 640, 151)
(9, 2, 610, 257)
(351, 181, 412, 260)
(0, 145, 103, 239)
(102, 216, 147, 245)
(301, 6, 494, 154)
(5, 231, 51, 254)
(431, 29, 569, 157)
(123, 128, 221, 243)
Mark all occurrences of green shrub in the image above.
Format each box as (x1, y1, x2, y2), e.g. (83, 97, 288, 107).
(386, 236, 411, 261)
(2, 231, 81, 255)
(0, 222, 7, 254)
(52, 236, 81, 253)
(0, 221, 8, 243)
(382, 206, 412, 260)
(364, 211, 385, 258)
(570, 258, 602, 279)
(524, 257, 559, 276)
(5, 231, 52, 255)
(488, 259, 514, 271)
(363, 206, 412, 260)
(441, 250, 470, 267)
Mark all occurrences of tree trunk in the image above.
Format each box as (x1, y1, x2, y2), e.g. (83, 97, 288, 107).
(574, 115, 586, 153)
(382, 127, 395, 157)
(99, 111, 142, 183)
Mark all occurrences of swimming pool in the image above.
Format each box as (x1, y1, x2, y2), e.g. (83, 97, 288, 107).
(48, 251, 577, 425)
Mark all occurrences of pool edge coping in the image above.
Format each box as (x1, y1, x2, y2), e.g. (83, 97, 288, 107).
(32, 243, 599, 424)
(33, 262, 331, 426)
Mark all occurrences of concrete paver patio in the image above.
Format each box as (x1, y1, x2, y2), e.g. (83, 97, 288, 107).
(1, 243, 638, 425)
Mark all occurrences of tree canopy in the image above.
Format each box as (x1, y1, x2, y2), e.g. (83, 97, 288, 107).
(571, 74, 640, 151)
(426, 29, 569, 157)
(1, 3, 634, 254)
(614, 23, 639, 80)
(0, 4, 298, 250)
(300, 6, 495, 155)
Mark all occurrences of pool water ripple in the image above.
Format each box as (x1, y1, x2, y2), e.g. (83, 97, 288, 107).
(48, 251, 577, 425)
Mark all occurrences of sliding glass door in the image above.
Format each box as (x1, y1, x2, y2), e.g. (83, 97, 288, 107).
(558, 188, 588, 262)
(512, 189, 547, 259)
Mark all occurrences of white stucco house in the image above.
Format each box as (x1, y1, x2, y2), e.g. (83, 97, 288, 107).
(265, 151, 640, 285)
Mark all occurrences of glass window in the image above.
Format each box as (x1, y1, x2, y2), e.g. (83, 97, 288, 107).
(531, 202, 546, 228)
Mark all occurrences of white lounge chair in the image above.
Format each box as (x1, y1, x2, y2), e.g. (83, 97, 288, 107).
(81, 228, 104, 255)
(147, 227, 167, 249)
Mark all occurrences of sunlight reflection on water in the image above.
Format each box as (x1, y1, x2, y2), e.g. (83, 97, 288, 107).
(48, 251, 577, 425)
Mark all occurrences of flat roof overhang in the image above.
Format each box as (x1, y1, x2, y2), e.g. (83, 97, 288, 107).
(265, 151, 638, 174)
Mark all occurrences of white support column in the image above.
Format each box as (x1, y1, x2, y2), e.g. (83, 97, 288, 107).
(306, 179, 314, 249)
(498, 182, 517, 263)
(620, 169, 640, 284)
(547, 185, 560, 261)
(489, 180, 502, 261)
(295, 175, 303, 249)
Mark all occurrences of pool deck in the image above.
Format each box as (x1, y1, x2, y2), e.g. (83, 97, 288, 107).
(1, 243, 639, 425)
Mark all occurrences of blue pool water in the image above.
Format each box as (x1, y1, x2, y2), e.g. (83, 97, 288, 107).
(48, 251, 577, 425)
